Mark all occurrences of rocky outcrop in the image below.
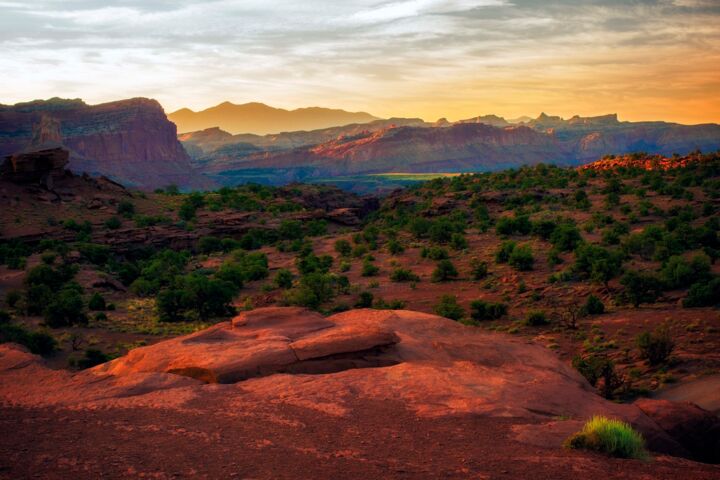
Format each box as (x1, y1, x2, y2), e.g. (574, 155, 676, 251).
(0, 147, 69, 187)
(0, 97, 213, 190)
(635, 398, 720, 464)
(3, 307, 720, 471)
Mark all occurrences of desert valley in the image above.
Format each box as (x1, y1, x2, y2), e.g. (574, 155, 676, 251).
(2, 1, 720, 478)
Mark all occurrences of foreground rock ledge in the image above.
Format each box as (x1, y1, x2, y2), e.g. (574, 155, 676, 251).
(1, 307, 719, 466)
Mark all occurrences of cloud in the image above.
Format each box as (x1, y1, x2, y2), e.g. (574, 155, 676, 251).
(0, 0, 718, 124)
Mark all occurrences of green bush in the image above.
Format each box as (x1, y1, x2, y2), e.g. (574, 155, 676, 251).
(355, 291, 374, 308)
(198, 236, 224, 253)
(495, 240, 516, 263)
(361, 260, 379, 277)
(390, 268, 420, 282)
(77, 348, 111, 369)
(431, 259, 458, 282)
(284, 273, 344, 309)
(469, 259, 488, 280)
(683, 277, 720, 307)
(117, 200, 135, 218)
(572, 354, 623, 398)
(87, 293, 107, 311)
(387, 239, 404, 255)
(450, 233, 468, 250)
(637, 326, 674, 365)
(583, 295, 605, 315)
(0, 322, 56, 355)
(550, 224, 582, 252)
(104, 216, 122, 230)
(620, 271, 663, 307)
(524, 310, 548, 326)
(334, 239, 352, 257)
(421, 246, 449, 260)
(274, 269, 294, 289)
(434, 294, 464, 320)
(470, 300, 507, 321)
(5, 290, 21, 308)
(564, 416, 647, 459)
(44, 285, 87, 327)
(660, 254, 711, 289)
(157, 274, 236, 322)
(509, 244, 534, 271)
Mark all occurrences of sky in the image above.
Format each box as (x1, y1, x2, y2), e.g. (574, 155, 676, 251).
(1, 0, 719, 124)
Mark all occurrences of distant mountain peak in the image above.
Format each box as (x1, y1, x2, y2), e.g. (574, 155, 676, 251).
(168, 102, 379, 135)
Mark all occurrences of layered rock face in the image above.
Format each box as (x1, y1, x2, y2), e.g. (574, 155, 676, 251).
(0, 147, 69, 187)
(3, 307, 718, 465)
(186, 113, 720, 187)
(0, 98, 212, 190)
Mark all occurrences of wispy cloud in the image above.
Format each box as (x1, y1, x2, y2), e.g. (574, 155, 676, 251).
(0, 0, 718, 124)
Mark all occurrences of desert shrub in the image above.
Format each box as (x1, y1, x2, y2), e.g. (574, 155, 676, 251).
(390, 268, 420, 282)
(495, 240, 516, 263)
(334, 239, 352, 257)
(431, 259, 458, 282)
(509, 244, 534, 271)
(305, 219, 327, 237)
(297, 252, 332, 275)
(274, 269, 294, 289)
(157, 274, 236, 322)
(496, 215, 532, 236)
(450, 233, 468, 250)
(660, 254, 711, 289)
(532, 219, 557, 240)
(44, 285, 87, 328)
(0, 310, 9, 324)
(284, 273, 345, 309)
(387, 239, 404, 255)
(683, 277, 720, 307)
(372, 298, 407, 310)
(87, 293, 107, 311)
(469, 259, 488, 280)
(76, 348, 111, 369)
(573, 244, 623, 287)
(5, 290, 21, 309)
(117, 201, 135, 218)
(0, 322, 56, 355)
(355, 291, 374, 308)
(408, 217, 432, 239)
(470, 300, 507, 321)
(77, 243, 111, 266)
(278, 220, 304, 240)
(421, 246, 449, 260)
(104, 216, 122, 230)
(637, 326, 674, 365)
(361, 259, 380, 277)
(198, 236, 223, 253)
(564, 416, 647, 459)
(550, 224, 582, 252)
(524, 310, 548, 326)
(572, 354, 623, 398)
(583, 295, 605, 315)
(620, 271, 663, 307)
(434, 294, 464, 320)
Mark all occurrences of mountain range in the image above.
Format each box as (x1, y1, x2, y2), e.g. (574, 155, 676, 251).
(2, 97, 719, 192)
(168, 102, 379, 135)
(183, 112, 720, 189)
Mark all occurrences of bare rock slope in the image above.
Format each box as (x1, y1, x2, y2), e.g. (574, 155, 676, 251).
(2, 308, 719, 478)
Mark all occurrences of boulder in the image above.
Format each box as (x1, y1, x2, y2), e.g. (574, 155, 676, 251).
(635, 398, 720, 463)
(0, 147, 69, 186)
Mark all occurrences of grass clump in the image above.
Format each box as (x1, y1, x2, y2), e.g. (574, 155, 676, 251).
(564, 416, 648, 459)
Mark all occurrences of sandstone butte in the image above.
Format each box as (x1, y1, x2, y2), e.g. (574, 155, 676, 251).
(1, 307, 719, 479)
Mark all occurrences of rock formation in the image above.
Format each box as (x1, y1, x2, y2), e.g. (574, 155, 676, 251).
(0, 147, 69, 188)
(185, 113, 720, 188)
(0, 98, 213, 190)
(3, 307, 717, 463)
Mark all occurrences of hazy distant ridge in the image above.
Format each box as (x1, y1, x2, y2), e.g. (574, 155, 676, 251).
(169, 102, 379, 135)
